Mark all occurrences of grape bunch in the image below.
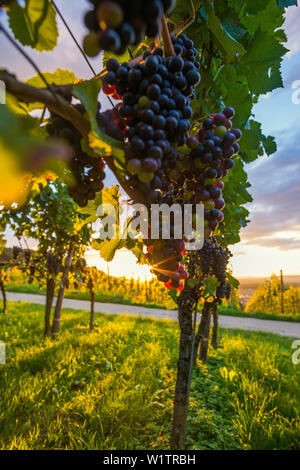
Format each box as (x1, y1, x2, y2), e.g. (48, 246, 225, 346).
(83, 0, 176, 56)
(46, 102, 110, 208)
(13, 246, 22, 260)
(102, 45, 200, 205)
(224, 282, 232, 300)
(195, 237, 232, 303)
(174, 107, 242, 238)
(24, 249, 31, 265)
(144, 236, 187, 290)
(100, 37, 200, 289)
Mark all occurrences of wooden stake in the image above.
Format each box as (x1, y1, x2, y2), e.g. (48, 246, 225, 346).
(280, 270, 284, 314)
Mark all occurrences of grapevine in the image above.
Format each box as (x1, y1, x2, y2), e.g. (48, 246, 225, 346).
(46, 98, 108, 207)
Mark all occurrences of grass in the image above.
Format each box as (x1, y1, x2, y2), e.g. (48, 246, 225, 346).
(6, 282, 300, 322)
(0, 302, 299, 450)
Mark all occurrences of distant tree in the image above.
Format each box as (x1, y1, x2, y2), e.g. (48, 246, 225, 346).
(1, 178, 91, 336)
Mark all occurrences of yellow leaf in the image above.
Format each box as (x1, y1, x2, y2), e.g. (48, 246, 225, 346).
(0, 140, 29, 207)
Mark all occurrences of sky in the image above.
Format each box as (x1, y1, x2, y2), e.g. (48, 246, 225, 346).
(0, 1, 300, 279)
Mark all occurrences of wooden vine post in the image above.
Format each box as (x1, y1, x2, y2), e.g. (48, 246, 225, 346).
(0, 278, 7, 315)
(89, 278, 95, 331)
(170, 284, 198, 449)
(199, 302, 213, 361)
(51, 244, 74, 337)
(211, 303, 218, 350)
(160, 15, 200, 450)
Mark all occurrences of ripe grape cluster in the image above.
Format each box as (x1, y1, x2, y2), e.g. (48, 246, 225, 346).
(97, 35, 241, 291)
(13, 246, 22, 260)
(197, 237, 232, 303)
(46, 103, 108, 208)
(224, 282, 232, 300)
(100, 36, 200, 289)
(175, 107, 242, 238)
(83, 0, 175, 56)
(24, 249, 31, 265)
(102, 41, 200, 206)
(144, 238, 187, 290)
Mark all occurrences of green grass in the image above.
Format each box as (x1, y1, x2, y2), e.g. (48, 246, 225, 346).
(0, 302, 299, 450)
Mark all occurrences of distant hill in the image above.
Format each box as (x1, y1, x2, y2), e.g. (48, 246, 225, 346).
(238, 275, 300, 290)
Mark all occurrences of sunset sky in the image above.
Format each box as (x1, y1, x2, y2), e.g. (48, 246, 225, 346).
(1, 1, 300, 280)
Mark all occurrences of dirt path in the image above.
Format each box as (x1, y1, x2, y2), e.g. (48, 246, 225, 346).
(6, 291, 300, 338)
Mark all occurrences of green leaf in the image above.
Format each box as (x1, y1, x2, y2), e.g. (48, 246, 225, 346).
(187, 278, 199, 288)
(168, 288, 179, 304)
(8, 0, 58, 52)
(130, 241, 147, 265)
(221, 20, 247, 41)
(24, 69, 79, 111)
(226, 273, 240, 289)
(73, 79, 101, 120)
(203, 276, 219, 297)
(78, 186, 120, 224)
(92, 238, 126, 262)
(26, 69, 78, 88)
(77, 200, 100, 224)
(241, 1, 285, 35)
(262, 135, 277, 155)
(239, 122, 263, 162)
(0, 103, 38, 155)
(245, 0, 272, 14)
(241, 28, 287, 94)
(103, 49, 130, 66)
(205, 2, 246, 61)
(278, 0, 297, 7)
(73, 80, 125, 167)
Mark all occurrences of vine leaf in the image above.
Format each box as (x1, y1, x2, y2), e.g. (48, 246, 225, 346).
(26, 69, 78, 88)
(78, 186, 120, 224)
(25, 69, 79, 111)
(244, 0, 273, 14)
(8, 0, 58, 52)
(187, 278, 199, 288)
(204, 2, 246, 61)
(203, 276, 219, 300)
(103, 49, 130, 66)
(73, 80, 125, 169)
(241, 28, 288, 94)
(226, 273, 240, 289)
(92, 238, 127, 263)
(80, 185, 147, 264)
(131, 241, 147, 265)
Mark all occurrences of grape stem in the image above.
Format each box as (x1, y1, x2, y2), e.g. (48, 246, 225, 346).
(161, 16, 175, 57)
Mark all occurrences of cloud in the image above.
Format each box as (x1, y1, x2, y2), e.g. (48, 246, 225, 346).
(243, 237, 300, 251)
(284, 6, 300, 56)
(1, 0, 100, 81)
(241, 128, 300, 250)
